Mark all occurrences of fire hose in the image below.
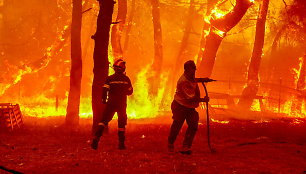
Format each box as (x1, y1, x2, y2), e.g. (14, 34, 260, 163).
(195, 78, 217, 153)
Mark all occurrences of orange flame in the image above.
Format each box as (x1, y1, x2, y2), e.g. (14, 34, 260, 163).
(17, 65, 171, 119)
(127, 65, 170, 118)
(292, 56, 303, 86)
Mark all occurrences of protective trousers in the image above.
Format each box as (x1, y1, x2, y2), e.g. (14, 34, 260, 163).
(94, 101, 127, 142)
(168, 100, 199, 148)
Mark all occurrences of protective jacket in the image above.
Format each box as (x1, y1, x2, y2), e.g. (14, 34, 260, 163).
(174, 73, 200, 108)
(102, 72, 133, 104)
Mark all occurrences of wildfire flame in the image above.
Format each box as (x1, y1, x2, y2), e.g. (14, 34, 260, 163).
(292, 56, 303, 86)
(127, 65, 170, 118)
(16, 65, 171, 119)
(211, 7, 228, 20)
(0, 24, 70, 96)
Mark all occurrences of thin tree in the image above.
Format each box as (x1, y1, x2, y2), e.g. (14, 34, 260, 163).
(166, 0, 197, 98)
(238, 0, 270, 109)
(197, 0, 253, 77)
(123, 0, 136, 51)
(149, 0, 163, 95)
(66, 0, 83, 127)
(297, 55, 305, 90)
(92, 0, 115, 134)
(111, 0, 127, 60)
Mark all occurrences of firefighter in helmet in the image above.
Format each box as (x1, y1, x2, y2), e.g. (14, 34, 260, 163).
(91, 59, 133, 150)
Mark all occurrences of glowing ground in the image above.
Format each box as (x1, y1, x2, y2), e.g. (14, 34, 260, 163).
(0, 116, 306, 174)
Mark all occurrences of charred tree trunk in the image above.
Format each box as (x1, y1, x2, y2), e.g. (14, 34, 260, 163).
(290, 55, 306, 114)
(92, 0, 115, 134)
(297, 55, 306, 91)
(123, 0, 136, 51)
(0, 1, 4, 61)
(149, 0, 163, 95)
(111, 0, 127, 60)
(197, 0, 219, 65)
(293, 54, 306, 112)
(197, 0, 253, 77)
(238, 0, 270, 109)
(174, 0, 195, 73)
(65, 0, 83, 127)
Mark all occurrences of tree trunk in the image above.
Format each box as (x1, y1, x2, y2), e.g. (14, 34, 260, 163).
(174, 0, 195, 72)
(297, 55, 306, 91)
(92, 0, 115, 135)
(149, 0, 163, 95)
(111, 0, 127, 60)
(197, 0, 253, 77)
(65, 0, 83, 127)
(196, 0, 219, 65)
(166, 0, 196, 99)
(0, 1, 4, 60)
(238, 0, 270, 109)
(123, 0, 136, 51)
(295, 54, 306, 112)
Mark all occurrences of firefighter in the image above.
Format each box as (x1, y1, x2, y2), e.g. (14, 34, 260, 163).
(168, 60, 209, 155)
(91, 59, 133, 150)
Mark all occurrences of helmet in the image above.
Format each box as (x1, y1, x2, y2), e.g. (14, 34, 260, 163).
(113, 59, 126, 73)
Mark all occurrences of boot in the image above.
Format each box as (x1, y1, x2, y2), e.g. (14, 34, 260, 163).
(168, 143, 174, 152)
(91, 124, 105, 150)
(118, 130, 126, 150)
(91, 137, 100, 150)
(179, 146, 192, 155)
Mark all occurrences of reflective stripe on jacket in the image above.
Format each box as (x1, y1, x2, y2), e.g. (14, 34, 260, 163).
(102, 73, 133, 103)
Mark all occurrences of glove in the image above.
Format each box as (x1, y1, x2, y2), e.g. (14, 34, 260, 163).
(199, 96, 210, 102)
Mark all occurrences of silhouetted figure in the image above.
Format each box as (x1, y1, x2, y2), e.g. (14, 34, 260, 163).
(91, 59, 133, 150)
(168, 60, 209, 155)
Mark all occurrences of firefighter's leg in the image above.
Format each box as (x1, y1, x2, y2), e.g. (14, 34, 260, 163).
(117, 128, 126, 150)
(117, 104, 127, 150)
(91, 122, 106, 150)
(91, 104, 115, 150)
(182, 109, 199, 152)
(168, 101, 185, 151)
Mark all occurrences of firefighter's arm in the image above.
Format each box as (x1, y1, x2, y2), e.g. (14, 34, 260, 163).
(126, 78, 133, 95)
(102, 80, 110, 104)
(198, 96, 210, 102)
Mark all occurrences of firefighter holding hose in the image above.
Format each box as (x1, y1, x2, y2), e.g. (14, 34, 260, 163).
(91, 59, 133, 150)
(168, 60, 209, 155)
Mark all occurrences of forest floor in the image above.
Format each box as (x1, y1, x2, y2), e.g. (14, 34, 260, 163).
(0, 115, 306, 174)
